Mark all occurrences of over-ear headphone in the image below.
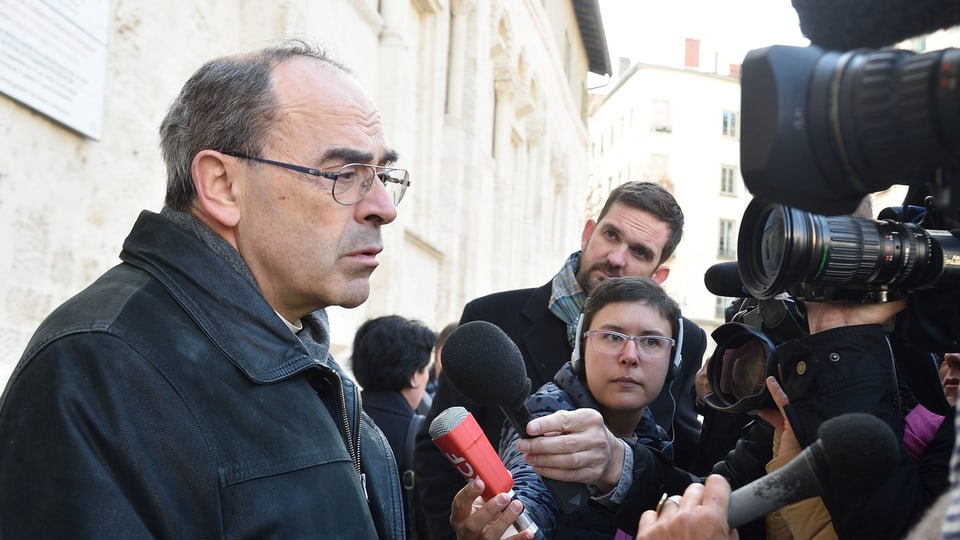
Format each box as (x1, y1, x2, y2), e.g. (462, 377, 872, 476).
(571, 313, 587, 378)
(669, 316, 683, 383)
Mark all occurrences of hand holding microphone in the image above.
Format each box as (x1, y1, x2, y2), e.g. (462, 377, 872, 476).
(441, 321, 591, 513)
(636, 411, 899, 538)
(429, 406, 539, 538)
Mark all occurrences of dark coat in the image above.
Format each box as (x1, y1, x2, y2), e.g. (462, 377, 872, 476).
(0, 211, 404, 539)
(414, 280, 706, 539)
(501, 362, 692, 538)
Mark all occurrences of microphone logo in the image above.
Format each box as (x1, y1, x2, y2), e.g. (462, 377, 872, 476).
(443, 453, 476, 479)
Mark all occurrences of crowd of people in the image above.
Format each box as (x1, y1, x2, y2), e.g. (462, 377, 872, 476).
(1, 35, 959, 540)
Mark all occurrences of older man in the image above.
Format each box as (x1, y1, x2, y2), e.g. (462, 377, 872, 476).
(0, 39, 410, 538)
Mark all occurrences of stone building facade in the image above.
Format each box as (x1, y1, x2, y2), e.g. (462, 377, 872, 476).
(0, 0, 610, 382)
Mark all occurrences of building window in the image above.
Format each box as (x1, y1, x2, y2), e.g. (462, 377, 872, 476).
(718, 219, 736, 259)
(722, 110, 738, 137)
(651, 99, 672, 133)
(721, 165, 737, 195)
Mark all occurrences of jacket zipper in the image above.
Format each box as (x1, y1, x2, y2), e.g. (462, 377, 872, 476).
(332, 370, 366, 500)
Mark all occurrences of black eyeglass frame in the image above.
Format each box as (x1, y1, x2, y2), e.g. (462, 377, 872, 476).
(221, 151, 410, 206)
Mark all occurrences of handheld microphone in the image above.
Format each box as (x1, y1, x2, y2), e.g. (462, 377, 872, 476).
(442, 320, 590, 513)
(727, 412, 899, 529)
(791, 0, 960, 50)
(429, 406, 539, 536)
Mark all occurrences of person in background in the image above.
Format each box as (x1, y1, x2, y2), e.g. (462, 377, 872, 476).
(417, 181, 708, 539)
(424, 321, 458, 406)
(940, 353, 960, 407)
(352, 315, 437, 540)
(0, 38, 410, 538)
(500, 276, 697, 538)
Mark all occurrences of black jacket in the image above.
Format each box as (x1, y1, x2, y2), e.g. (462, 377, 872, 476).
(0, 211, 404, 539)
(712, 324, 950, 540)
(414, 280, 706, 539)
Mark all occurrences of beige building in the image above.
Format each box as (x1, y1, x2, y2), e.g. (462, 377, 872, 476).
(588, 40, 748, 340)
(0, 0, 610, 383)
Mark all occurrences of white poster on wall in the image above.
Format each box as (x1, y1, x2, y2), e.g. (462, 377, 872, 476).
(0, 0, 110, 140)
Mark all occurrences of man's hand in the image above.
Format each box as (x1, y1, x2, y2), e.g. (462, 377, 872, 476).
(518, 409, 625, 492)
(450, 478, 534, 540)
(636, 475, 739, 540)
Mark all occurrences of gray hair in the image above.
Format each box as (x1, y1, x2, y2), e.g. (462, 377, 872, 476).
(159, 38, 349, 210)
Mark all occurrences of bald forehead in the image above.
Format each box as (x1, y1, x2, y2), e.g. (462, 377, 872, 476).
(269, 56, 395, 162)
(271, 57, 376, 118)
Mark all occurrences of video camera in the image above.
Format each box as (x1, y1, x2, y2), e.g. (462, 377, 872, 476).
(735, 40, 960, 351)
(703, 6, 960, 412)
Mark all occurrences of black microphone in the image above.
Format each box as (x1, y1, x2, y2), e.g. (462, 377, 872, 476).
(791, 0, 960, 50)
(442, 320, 590, 513)
(704, 261, 748, 298)
(727, 412, 899, 529)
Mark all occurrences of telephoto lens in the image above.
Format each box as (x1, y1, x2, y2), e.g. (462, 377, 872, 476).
(736, 198, 960, 303)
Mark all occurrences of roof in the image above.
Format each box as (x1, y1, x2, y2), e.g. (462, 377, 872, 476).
(573, 0, 612, 76)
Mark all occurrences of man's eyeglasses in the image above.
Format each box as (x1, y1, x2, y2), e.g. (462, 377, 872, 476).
(584, 330, 675, 361)
(222, 152, 410, 206)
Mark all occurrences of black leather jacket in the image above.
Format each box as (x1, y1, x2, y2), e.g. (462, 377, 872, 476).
(0, 211, 404, 539)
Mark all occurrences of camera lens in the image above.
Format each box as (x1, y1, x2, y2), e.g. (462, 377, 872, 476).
(741, 45, 960, 215)
(738, 198, 960, 301)
(705, 322, 778, 414)
(717, 341, 769, 401)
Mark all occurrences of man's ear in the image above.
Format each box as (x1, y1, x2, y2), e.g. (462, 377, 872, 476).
(192, 150, 241, 228)
(580, 219, 597, 251)
(651, 264, 670, 284)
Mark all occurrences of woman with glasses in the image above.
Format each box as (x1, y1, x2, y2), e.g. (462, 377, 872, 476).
(498, 276, 696, 539)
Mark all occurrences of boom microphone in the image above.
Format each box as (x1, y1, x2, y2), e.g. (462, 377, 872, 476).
(442, 320, 589, 513)
(429, 407, 540, 536)
(727, 412, 899, 529)
(791, 0, 960, 50)
(705, 261, 748, 298)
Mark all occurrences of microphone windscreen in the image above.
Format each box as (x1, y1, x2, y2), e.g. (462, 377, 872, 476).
(705, 261, 747, 298)
(816, 412, 899, 493)
(791, 0, 960, 50)
(429, 406, 470, 439)
(442, 320, 531, 406)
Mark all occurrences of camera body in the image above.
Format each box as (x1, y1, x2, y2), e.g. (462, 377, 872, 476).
(740, 45, 960, 216)
(704, 38, 960, 413)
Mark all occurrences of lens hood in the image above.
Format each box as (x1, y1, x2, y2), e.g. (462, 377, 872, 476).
(704, 322, 779, 414)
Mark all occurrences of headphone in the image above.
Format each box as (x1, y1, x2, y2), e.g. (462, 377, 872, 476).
(571, 313, 681, 384)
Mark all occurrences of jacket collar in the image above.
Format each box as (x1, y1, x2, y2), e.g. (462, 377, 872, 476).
(119, 210, 333, 383)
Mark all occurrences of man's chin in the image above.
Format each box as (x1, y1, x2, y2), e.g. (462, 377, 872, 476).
(582, 274, 607, 296)
(331, 283, 371, 309)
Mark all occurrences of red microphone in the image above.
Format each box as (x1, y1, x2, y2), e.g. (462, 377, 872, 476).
(429, 406, 539, 535)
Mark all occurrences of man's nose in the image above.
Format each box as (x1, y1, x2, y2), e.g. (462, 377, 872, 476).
(607, 245, 628, 267)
